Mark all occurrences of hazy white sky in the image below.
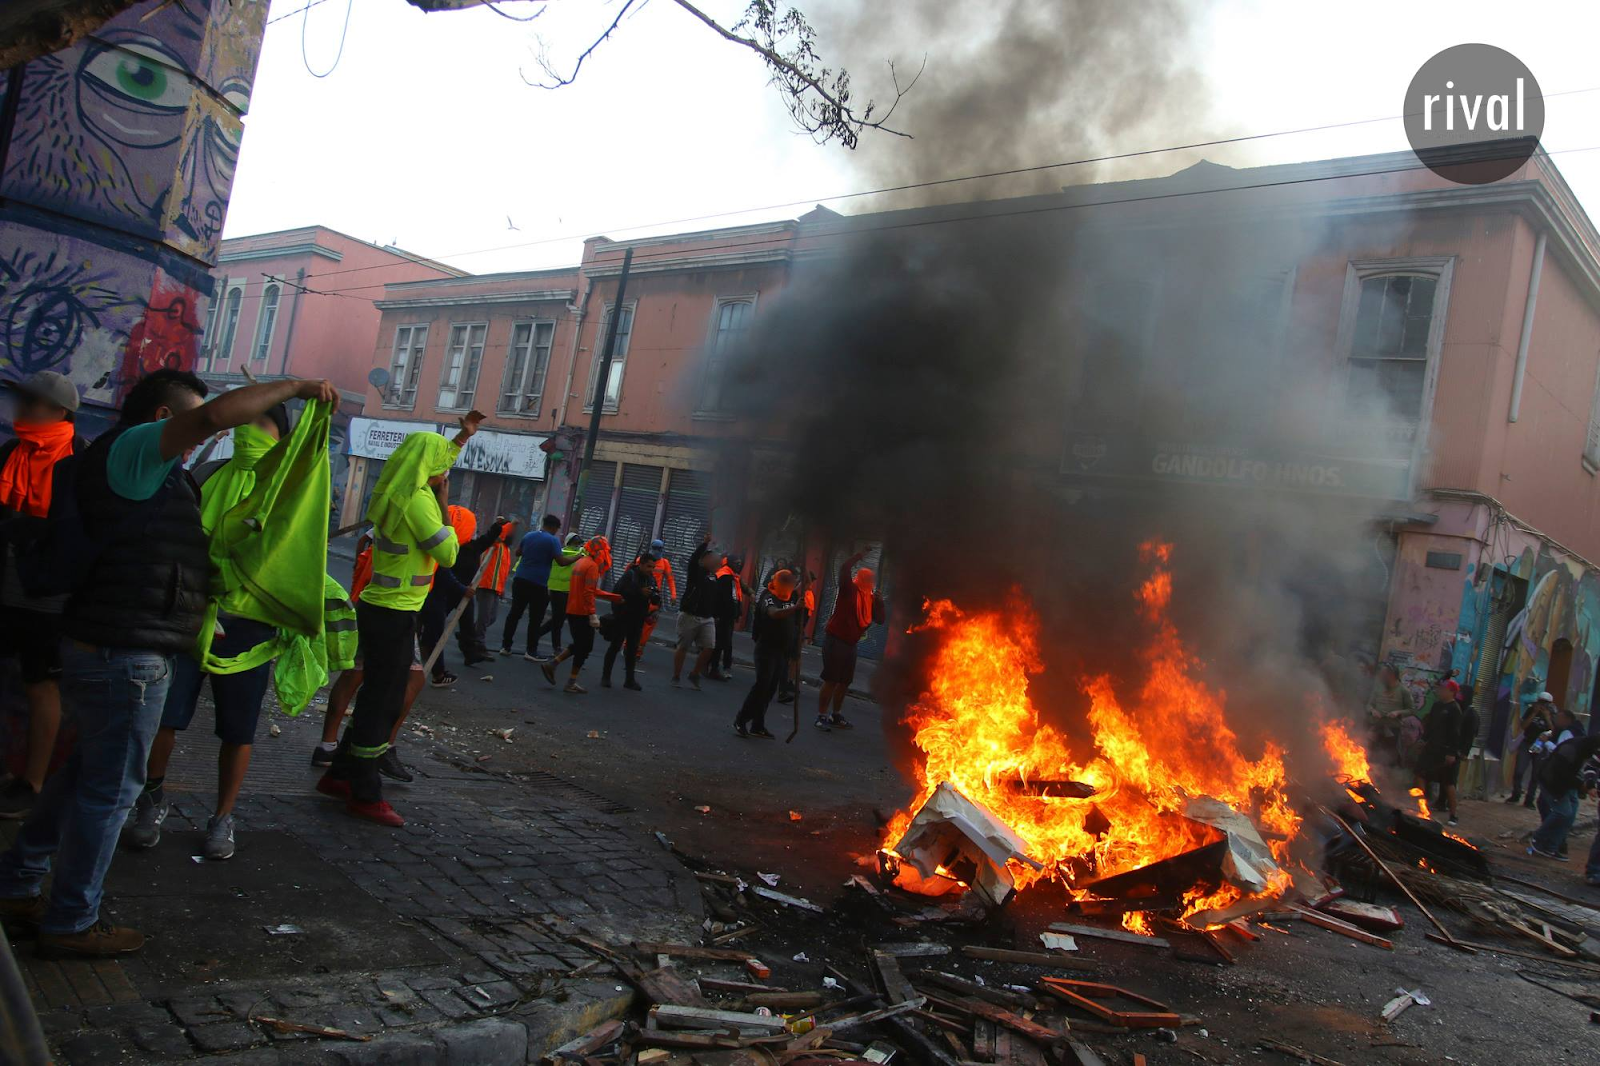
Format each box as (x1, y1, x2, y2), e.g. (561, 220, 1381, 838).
(225, 0, 1600, 288)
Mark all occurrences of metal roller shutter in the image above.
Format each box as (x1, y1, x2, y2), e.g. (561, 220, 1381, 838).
(814, 543, 889, 659)
(574, 461, 617, 544)
(609, 464, 663, 585)
(658, 469, 711, 611)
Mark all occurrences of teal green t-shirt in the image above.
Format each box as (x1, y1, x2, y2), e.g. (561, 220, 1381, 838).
(106, 420, 178, 501)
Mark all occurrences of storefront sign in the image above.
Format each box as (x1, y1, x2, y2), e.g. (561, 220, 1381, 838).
(456, 427, 549, 481)
(347, 417, 438, 461)
(1062, 432, 1411, 500)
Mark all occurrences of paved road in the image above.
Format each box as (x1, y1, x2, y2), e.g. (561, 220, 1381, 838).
(399, 643, 916, 900)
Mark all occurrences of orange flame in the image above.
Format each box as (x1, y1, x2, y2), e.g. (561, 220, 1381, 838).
(883, 541, 1300, 928)
(1408, 787, 1432, 821)
(1319, 718, 1372, 784)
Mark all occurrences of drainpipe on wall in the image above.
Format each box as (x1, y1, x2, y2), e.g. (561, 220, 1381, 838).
(277, 267, 307, 379)
(1507, 230, 1547, 423)
(554, 272, 593, 427)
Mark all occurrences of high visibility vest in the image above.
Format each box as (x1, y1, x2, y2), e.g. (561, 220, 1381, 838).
(324, 575, 359, 673)
(362, 487, 456, 612)
(547, 546, 583, 593)
(480, 540, 513, 594)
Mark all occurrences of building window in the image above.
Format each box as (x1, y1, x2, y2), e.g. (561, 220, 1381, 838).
(214, 286, 244, 371)
(499, 320, 556, 416)
(200, 289, 224, 371)
(386, 324, 429, 408)
(585, 303, 634, 413)
(252, 284, 279, 364)
(1347, 273, 1439, 421)
(438, 322, 488, 411)
(699, 298, 753, 413)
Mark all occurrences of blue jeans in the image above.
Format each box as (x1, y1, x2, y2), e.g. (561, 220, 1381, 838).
(1531, 788, 1580, 855)
(0, 644, 171, 934)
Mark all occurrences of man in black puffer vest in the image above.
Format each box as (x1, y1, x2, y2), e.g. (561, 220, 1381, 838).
(0, 369, 337, 959)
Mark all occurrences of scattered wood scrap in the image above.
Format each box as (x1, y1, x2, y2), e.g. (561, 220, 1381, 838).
(1289, 904, 1394, 949)
(1049, 922, 1170, 949)
(647, 1004, 789, 1034)
(960, 945, 1097, 970)
(251, 1016, 371, 1042)
(547, 1020, 623, 1061)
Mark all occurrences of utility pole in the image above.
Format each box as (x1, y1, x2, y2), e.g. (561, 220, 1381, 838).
(570, 246, 632, 530)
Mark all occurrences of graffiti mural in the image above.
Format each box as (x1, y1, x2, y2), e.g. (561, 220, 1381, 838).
(0, 1, 266, 408)
(1482, 545, 1600, 778)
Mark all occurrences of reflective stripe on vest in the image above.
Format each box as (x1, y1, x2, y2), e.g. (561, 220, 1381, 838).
(419, 526, 451, 550)
(370, 573, 402, 587)
(326, 618, 358, 633)
(374, 535, 408, 554)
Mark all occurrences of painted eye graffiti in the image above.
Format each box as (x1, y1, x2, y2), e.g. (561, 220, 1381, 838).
(82, 41, 191, 112)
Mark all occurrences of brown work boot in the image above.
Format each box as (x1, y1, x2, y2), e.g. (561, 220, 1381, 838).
(0, 895, 46, 939)
(36, 919, 146, 959)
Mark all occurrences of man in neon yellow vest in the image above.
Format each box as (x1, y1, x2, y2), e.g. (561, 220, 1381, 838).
(536, 533, 585, 657)
(319, 416, 481, 825)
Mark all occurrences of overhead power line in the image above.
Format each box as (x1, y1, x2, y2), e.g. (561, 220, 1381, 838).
(220, 140, 1600, 304)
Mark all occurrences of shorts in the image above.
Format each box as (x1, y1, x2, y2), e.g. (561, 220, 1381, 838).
(160, 616, 276, 746)
(0, 606, 64, 684)
(820, 632, 859, 686)
(676, 614, 715, 653)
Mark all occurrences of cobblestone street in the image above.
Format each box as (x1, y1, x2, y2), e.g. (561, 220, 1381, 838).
(5, 692, 702, 1064)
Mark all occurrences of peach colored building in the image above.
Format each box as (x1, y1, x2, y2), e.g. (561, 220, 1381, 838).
(351, 146, 1600, 704)
(194, 225, 463, 503)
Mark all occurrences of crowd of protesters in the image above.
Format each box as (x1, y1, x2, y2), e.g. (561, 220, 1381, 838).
(0, 367, 893, 960)
(1361, 659, 1600, 885)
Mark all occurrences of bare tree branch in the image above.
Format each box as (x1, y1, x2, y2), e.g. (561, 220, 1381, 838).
(672, 0, 911, 149)
(525, 0, 639, 89)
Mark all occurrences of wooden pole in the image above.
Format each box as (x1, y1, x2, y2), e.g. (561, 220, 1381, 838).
(1323, 807, 1473, 953)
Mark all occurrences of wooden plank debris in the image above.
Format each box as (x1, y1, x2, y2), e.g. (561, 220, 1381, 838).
(648, 1005, 789, 1034)
(699, 977, 787, 996)
(824, 965, 963, 1066)
(826, 998, 927, 1032)
(873, 950, 918, 1005)
(973, 1019, 997, 1062)
(1049, 922, 1170, 949)
(744, 990, 824, 1009)
(1424, 933, 1600, 974)
(615, 961, 709, 1008)
(873, 941, 951, 957)
(750, 886, 824, 912)
(1036, 978, 1180, 1030)
(548, 1020, 624, 1061)
(634, 942, 763, 963)
(1289, 904, 1393, 950)
(936, 992, 1067, 1047)
(915, 970, 1039, 1010)
(252, 1016, 371, 1042)
(1258, 1039, 1346, 1066)
(960, 945, 1097, 971)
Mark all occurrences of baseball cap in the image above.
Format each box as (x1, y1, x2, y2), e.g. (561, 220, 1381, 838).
(5, 370, 80, 413)
(1536, 691, 1555, 702)
(650, 539, 665, 552)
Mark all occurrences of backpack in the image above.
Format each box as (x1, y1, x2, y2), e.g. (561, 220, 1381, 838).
(1538, 736, 1585, 793)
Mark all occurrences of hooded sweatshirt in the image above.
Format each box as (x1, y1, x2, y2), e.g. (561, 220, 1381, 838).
(361, 433, 460, 612)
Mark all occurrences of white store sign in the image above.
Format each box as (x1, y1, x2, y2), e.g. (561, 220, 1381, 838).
(346, 418, 548, 481)
(347, 417, 438, 461)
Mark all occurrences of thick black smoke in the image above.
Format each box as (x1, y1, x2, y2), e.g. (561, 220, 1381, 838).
(710, 2, 1394, 780)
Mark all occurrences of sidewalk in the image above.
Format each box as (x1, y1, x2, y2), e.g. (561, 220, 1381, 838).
(5, 690, 702, 1064)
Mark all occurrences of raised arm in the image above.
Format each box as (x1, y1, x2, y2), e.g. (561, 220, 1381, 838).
(159, 378, 337, 460)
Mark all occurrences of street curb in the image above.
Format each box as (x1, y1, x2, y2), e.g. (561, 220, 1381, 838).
(171, 981, 637, 1065)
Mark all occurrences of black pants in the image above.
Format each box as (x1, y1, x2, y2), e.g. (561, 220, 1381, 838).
(736, 646, 786, 732)
(538, 590, 569, 653)
(456, 597, 487, 663)
(602, 619, 644, 682)
(565, 616, 596, 672)
(333, 600, 414, 803)
(418, 583, 451, 679)
(501, 578, 549, 654)
(715, 616, 734, 672)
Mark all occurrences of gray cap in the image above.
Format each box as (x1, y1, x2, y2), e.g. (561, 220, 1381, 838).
(5, 370, 80, 413)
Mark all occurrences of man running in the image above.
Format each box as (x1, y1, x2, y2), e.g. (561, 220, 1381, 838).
(540, 536, 619, 694)
(816, 550, 883, 732)
(499, 515, 576, 659)
(601, 552, 660, 691)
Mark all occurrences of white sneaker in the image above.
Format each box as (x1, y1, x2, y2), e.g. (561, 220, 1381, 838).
(123, 789, 167, 849)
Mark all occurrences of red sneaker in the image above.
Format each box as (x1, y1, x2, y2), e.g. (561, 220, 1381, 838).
(346, 799, 405, 827)
(316, 774, 352, 800)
